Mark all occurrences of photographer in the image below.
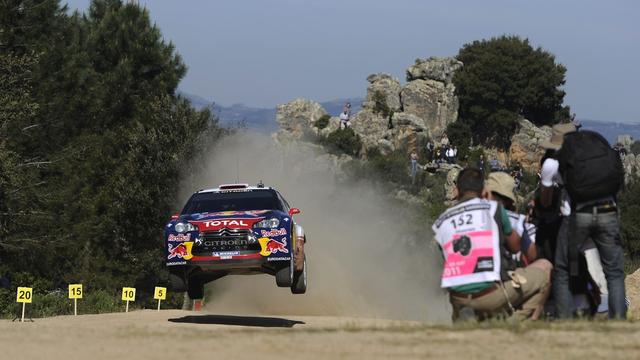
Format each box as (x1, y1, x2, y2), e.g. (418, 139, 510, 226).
(432, 168, 552, 321)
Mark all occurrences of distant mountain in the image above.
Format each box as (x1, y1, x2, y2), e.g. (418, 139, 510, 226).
(580, 119, 640, 145)
(179, 90, 363, 133)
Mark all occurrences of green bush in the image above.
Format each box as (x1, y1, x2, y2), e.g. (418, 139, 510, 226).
(314, 114, 331, 129)
(322, 128, 362, 157)
(619, 179, 640, 270)
(631, 141, 640, 155)
(371, 90, 392, 119)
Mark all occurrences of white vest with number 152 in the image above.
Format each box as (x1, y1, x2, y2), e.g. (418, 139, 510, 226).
(432, 198, 501, 288)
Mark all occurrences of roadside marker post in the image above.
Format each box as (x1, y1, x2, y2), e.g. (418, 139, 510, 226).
(68, 284, 83, 316)
(121, 287, 136, 313)
(154, 286, 167, 311)
(16, 287, 33, 322)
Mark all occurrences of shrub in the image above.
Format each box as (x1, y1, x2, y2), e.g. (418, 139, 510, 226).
(371, 90, 392, 118)
(314, 114, 331, 129)
(631, 141, 640, 155)
(322, 128, 362, 157)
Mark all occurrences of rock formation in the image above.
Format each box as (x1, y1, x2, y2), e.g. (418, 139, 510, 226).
(508, 119, 553, 170)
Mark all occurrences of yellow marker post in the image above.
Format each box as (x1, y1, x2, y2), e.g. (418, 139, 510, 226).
(68, 284, 83, 316)
(16, 287, 33, 322)
(121, 287, 136, 313)
(154, 286, 167, 311)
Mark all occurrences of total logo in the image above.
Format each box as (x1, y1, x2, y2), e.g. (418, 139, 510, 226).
(258, 237, 289, 256)
(196, 218, 255, 230)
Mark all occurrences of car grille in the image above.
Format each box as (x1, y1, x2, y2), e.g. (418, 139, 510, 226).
(193, 229, 260, 254)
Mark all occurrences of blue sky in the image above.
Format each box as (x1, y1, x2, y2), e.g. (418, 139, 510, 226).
(65, 0, 639, 122)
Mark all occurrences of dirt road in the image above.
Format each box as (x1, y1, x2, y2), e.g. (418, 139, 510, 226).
(1, 310, 639, 360)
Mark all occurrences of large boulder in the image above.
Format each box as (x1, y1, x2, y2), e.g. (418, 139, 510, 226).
(406, 56, 463, 83)
(617, 134, 634, 148)
(622, 153, 640, 182)
(625, 268, 640, 320)
(400, 79, 458, 137)
(363, 73, 402, 112)
(275, 98, 327, 142)
(508, 119, 553, 170)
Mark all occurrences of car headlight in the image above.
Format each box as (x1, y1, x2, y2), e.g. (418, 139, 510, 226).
(174, 222, 197, 233)
(254, 218, 280, 229)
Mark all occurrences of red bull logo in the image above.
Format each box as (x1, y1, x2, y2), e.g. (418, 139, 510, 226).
(258, 237, 288, 256)
(168, 242, 193, 260)
(260, 228, 287, 237)
(168, 233, 191, 242)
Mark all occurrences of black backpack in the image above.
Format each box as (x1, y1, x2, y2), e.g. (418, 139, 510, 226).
(557, 130, 624, 203)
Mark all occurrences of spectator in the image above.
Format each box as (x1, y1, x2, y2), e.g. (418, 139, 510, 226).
(410, 151, 419, 181)
(339, 110, 350, 129)
(446, 146, 455, 164)
(441, 134, 450, 147)
(453, 146, 458, 163)
(539, 123, 626, 319)
(490, 157, 500, 171)
(477, 154, 486, 175)
(432, 168, 552, 321)
(427, 140, 435, 163)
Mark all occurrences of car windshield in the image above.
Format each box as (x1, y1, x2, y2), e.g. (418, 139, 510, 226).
(181, 190, 283, 214)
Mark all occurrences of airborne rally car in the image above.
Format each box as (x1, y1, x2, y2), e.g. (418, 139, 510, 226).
(165, 183, 307, 299)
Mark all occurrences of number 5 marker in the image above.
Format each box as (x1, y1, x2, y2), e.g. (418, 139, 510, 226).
(68, 284, 83, 316)
(16, 287, 33, 322)
(121, 287, 136, 313)
(154, 287, 167, 311)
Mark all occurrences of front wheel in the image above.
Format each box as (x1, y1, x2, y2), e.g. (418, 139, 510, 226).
(290, 258, 307, 294)
(275, 264, 292, 287)
(187, 278, 204, 299)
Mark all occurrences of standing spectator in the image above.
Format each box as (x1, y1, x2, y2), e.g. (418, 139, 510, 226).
(441, 134, 450, 148)
(339, 110, 350, 129)
(343, 101, 352, 116)
(427, 140, 435, 163)
(452, 146, 458, 163)
(435, 147, 442, 165)
(490, 157, 500, 171)
(410, 151, 419, 182)
(446, 146, 455, 164)
(477, 154, 486, 175)
(540, 124, 626, 319)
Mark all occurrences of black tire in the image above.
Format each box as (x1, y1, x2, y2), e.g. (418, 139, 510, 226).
(291, 258, 307, 294)
(275, 264, 292, 287)
(187, 279, 204, 299)
(169, 273, 187, 292)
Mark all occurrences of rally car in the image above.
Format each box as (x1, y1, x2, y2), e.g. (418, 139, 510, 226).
(165, 183, 307, 299)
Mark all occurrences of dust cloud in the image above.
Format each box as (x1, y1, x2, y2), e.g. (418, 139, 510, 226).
(179, 132, 450, 322)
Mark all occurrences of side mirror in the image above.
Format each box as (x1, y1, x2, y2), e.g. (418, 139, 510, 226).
(170, 213, 180, 220)
(289, 208, 301, 216)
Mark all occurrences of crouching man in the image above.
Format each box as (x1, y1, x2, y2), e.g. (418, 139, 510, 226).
(432, 168, 552, 321)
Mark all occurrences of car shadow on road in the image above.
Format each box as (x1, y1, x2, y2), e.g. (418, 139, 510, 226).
(168, 314, 305, 328)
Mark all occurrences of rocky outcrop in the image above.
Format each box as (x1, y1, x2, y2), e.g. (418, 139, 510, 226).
(406, 56, 463, 83)
(400, 79, 458, 137)
(276, 57, 462, 158)
(363, 73, 402, 112)
(508, 119, 553, 170)
(626, 268, 640, 320)
(617, 134, 634, 148)
(622, 154, 640, 182)
(275, 98, 327, 143)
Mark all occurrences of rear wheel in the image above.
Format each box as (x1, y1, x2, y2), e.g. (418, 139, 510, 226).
(187, 278, 204, 299)
(291, 258, 307, 294)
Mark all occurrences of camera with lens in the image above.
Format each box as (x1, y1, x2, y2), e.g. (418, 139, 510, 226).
(453, 235, 472, 256)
